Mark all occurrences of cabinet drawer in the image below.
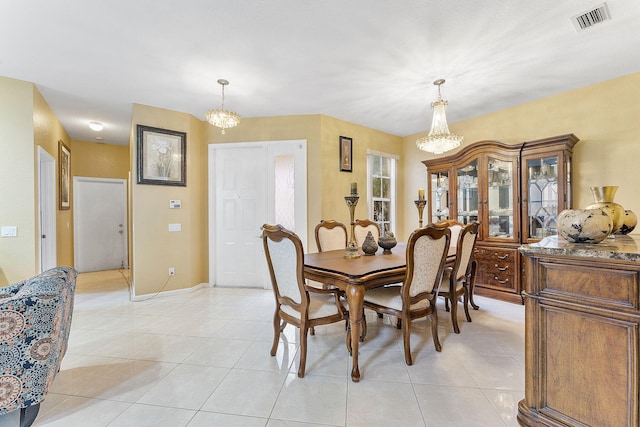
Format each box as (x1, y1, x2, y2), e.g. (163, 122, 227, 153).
(486, 273, 515, 289)
(474, 247, 516, 262)
(475, 247, 519, 292)
(538, 261, 638, 309)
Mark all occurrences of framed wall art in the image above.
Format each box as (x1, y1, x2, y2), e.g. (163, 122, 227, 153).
(58, 141, 71, 210)
(340, 136, 352, 172)
(136, 125, 186, 186)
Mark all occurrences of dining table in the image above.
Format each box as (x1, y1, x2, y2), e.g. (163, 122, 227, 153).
(303, 242, 457, 382)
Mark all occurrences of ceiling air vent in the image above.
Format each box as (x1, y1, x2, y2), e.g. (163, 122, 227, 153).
(571, 3, 611, 31)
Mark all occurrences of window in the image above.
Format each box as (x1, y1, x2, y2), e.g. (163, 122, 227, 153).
(367, 151, 397, 234)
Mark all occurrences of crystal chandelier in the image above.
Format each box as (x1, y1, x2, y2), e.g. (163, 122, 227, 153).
(205, 79, 240, 134)
(416, 79, 463, 154)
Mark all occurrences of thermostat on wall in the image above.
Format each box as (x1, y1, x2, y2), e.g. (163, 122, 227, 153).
(169, 200, 181, 209)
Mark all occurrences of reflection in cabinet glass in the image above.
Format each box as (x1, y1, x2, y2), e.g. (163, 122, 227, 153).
(430, 171, 450, 222)
(527, 156, 559, 238)
(487, 157, 514, 239)
(456, 160, 478, 224)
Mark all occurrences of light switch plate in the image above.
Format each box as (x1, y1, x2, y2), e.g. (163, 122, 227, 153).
(1, 226, 18, 237)
(168, 223, 181, 232)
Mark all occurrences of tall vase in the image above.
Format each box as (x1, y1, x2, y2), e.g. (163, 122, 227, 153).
(586, 186, 624, 235)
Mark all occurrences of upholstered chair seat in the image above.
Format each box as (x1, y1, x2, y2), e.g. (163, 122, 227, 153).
(363, 285, 431, 311)
(280, 292, 344, 320)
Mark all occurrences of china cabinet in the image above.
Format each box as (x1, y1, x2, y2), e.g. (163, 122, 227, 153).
(423, 134, 579, 303)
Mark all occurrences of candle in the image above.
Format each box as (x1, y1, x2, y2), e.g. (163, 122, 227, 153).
(350, 182, 358, 195)
(418, 189, 425, 200)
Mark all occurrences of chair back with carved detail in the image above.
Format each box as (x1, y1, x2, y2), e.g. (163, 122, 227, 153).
(315, 220, 348, 252)
(354, 219, 380, 248)
(433, 219, 464, 248)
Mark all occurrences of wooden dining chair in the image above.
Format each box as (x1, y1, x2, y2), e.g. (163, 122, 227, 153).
(433, 219, 464, 247)
(313, 219, 365, 338)
(362, 225, 451, 365)
(438, 222, 480, 333)
(262, 224, 348, 377)
(354, 219, 380, 248)
(315, 220, 347, 252)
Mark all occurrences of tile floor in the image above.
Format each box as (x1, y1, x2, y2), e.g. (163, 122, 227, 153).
(32, 270, 525, 427)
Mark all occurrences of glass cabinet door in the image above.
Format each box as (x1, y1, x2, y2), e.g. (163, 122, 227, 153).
(526, 156, 559, 238)
(456, 159, 478, 224)
(487, 157, 515, 239)
(430, 171, 450, 222)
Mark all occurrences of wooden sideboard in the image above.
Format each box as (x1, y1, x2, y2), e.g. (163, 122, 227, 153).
(518, 235, 640, 427)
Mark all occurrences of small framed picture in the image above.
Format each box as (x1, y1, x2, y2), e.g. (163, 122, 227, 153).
(58, 141, 71, 210)
(340, 136, 352, 172)
(136, 125, 186, 186)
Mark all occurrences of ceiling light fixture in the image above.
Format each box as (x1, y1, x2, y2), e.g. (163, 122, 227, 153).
(416, 79, 463, 154)
(205, 79, 240, 134)
(89, 121, 104, 131)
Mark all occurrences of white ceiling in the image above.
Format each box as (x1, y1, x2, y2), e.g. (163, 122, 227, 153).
(1, 0, 639, 146)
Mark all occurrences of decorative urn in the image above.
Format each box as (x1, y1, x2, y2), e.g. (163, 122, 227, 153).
(362, 231, 378, 256)
(378, 231, 397, 254)
(585, 186, 624, 234)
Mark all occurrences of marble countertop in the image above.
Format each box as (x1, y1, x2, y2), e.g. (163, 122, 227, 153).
(519, 234, 640, 262)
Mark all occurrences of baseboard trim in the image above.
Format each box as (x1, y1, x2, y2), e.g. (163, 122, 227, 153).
(130, 282, 210, 301)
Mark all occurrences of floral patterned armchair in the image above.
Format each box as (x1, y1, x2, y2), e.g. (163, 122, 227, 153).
(0, 267, 77, 427)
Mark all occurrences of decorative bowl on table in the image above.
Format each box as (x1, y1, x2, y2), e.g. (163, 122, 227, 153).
(557, 208, 612, 244)
(378, 231, 397, 254)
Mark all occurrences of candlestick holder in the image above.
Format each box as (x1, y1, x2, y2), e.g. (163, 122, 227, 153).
(344, 195, 361, 258)
(415, 199, 427, 228)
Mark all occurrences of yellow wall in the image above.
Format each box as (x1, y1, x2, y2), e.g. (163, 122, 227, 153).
(130, 104, 207, 296)
(0, 78, 73, 284)
(71, 140, 130, 179)
(33, 89, 73, 266)
(403, 72, 640, 235)
(0, 77, 36, 284)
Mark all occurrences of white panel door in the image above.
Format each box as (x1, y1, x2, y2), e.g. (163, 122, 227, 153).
(215, 146, 266, 287)
(74, 177, 128, 272)
(38, 147, 56, 272)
